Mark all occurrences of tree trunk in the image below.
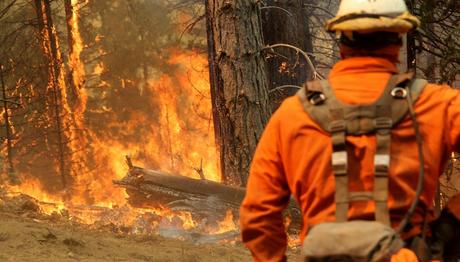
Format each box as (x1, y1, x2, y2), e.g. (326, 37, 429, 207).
(63, 0, 79, 100)
(0, 64, 19, 184)
(35, 0, 68, 188)
(206, 0, 270, 186)
(64, 0, 75, 56)
(261, 0, 314, 110)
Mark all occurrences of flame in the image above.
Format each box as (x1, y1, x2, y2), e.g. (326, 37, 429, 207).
(69, 0, 85, 93)
(215, 209, 237, 234)
(7, 0, 235, 239)
(146, 50, 219, 181)
(284, 216, 301, 248)
(9, 177, 64, 206)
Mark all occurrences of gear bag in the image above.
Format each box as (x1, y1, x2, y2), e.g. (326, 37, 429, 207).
(297, 74, 427, 262)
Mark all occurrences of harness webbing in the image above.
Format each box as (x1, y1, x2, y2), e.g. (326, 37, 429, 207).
(297, 74, 427, 226)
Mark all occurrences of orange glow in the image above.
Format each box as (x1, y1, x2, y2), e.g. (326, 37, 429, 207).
(146, 50, 219, 181)
(215, 209, 237, 234)
(8, 0, 231, 238)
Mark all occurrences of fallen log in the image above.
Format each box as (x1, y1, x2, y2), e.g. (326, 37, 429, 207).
(113, 163, 302, 232)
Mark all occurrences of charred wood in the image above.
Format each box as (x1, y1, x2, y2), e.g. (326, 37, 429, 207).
(114, 166, 302, 232)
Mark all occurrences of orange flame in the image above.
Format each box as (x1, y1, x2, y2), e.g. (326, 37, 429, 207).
(9, 0, 233, 238)
(216, 209, 238, 234)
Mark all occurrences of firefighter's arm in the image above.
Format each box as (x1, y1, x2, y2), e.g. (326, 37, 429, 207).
(445, 84, 460, 152)
(444, 84, 460, 219)
(444, 83, 460, 227)
(240, 112, 291, 262)
(433, 84, 460, 259)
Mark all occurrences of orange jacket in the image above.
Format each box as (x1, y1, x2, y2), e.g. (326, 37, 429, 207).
(240, 57, 460, 262)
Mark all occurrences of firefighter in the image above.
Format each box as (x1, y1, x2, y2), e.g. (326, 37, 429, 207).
(240, 0, 460, 261)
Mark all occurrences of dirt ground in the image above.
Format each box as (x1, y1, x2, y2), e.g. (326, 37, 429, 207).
(0, 210, 254, 262)
(0, 192, 300, 262)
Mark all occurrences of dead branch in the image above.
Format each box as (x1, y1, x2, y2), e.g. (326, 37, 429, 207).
(259, 6, 293, 17)
(263, 43, 324, 80)
(269, 85, 301, 94)
(0, 0, 18, 20)
(303, 3, 335, 17)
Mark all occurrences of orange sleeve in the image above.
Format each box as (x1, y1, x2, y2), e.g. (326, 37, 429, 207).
(443, 85, 460, 152)
(390, 248, 419, 262)
(240, 108, 291, 262)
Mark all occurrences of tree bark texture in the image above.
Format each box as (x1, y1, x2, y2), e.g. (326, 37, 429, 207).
(34, 0, 69, 188)
(261, 0, 314, 110)
(64, 0, 79, 100)
(64, 0, 75, 56)
(0, 65, 19, 184)
(206, 0, 271, 186)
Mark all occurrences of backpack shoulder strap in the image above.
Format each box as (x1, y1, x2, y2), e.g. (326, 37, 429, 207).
(296, 79, 341, 132)
(296, 74, 428, 225)
(296, 74, 427, 133)
(386, 73, 427, 127)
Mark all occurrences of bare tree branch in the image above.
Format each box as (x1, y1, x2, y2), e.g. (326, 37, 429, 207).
(263, 43, 324, 80)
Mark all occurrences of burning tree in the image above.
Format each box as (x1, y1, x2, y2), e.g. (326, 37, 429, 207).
(0, 0, 220, 203)
(34, 0, 73, 187)
(0, 0, 77, 191)
(0, 0, 239, 238)
(0, 64, 19, 185)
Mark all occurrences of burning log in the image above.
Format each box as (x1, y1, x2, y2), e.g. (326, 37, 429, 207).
(114, 161, 302, 232)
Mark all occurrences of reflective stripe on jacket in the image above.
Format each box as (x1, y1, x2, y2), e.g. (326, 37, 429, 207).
(240, 57, 460, 262)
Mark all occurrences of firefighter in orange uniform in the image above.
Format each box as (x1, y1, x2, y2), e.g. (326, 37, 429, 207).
(239, 0, 460, 261)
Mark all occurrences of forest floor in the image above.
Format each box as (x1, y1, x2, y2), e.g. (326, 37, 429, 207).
(0, 191, 300, 262)
(0, 211, 250, 262)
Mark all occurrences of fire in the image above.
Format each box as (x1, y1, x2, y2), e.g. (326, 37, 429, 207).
(8, 177, 64, 208)
(5, 0, 233, 241)
(69, 0, 86, 93)
(146, 50, 219, 181)
(215, 209, 238, 234)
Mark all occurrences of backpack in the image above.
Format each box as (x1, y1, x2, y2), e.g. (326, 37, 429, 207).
(298, 73, 427, 262)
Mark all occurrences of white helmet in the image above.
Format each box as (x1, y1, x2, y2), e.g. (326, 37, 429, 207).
(326, 0, 420, 33)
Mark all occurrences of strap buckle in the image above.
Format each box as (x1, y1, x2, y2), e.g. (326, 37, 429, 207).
(374, 117, 393, 130)
(329, 120, 346, 133)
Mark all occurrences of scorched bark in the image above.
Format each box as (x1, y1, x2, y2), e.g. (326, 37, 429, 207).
(206, 0, 270, 187)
